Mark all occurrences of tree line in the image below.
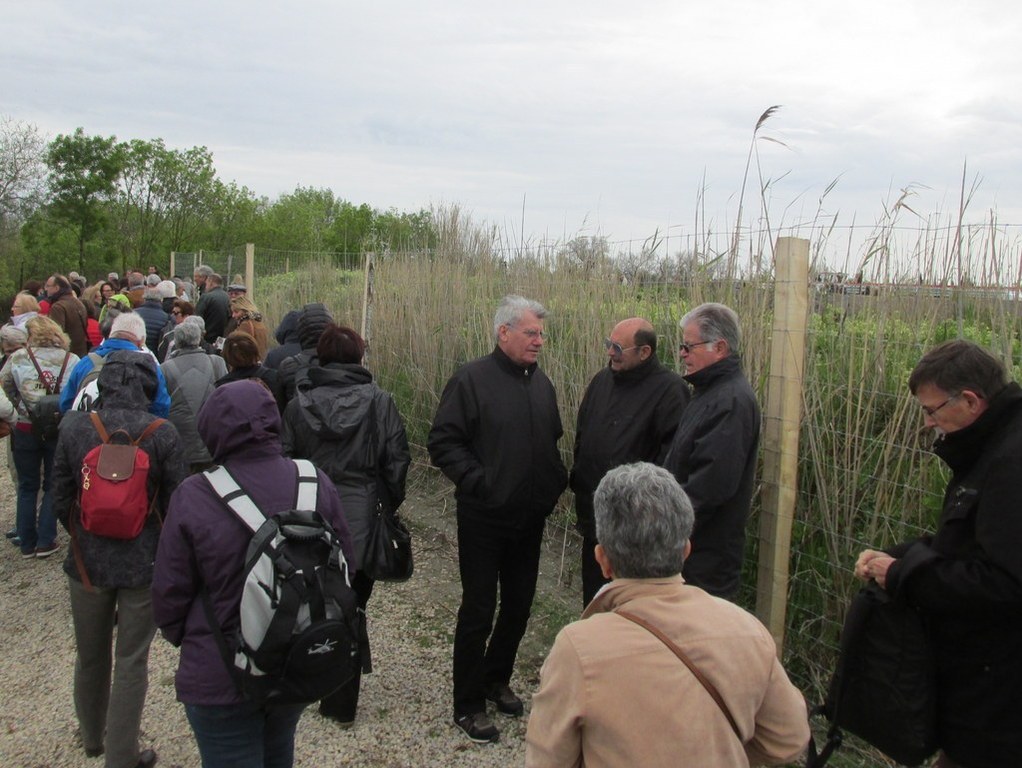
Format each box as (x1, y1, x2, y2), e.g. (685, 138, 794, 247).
(0, 117, 436, 292)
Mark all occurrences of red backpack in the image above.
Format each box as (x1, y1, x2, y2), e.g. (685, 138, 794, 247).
(78, 413, 166, 539)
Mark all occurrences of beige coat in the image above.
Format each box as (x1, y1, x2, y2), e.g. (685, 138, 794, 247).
(525, 577, 809, 768)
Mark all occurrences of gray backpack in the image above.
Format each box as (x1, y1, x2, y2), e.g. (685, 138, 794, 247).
(201, 459, 364, 703)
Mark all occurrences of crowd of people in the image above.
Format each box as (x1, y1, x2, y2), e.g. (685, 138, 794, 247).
(1, 271, 1017, 768)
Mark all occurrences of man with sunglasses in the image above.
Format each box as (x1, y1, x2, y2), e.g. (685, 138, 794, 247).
(855, 340, 1022, 768)
(571, 317, 689, 606)
(663, 302, 760, 600)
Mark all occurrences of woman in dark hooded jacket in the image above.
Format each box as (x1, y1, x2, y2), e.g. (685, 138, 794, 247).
(281, 323, 410, 728)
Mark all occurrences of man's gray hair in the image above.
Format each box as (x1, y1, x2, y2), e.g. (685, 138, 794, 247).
(110, 311, 146, 342)
(492, 294, 547, 342)
(194, 264, 214, 278)
(143, 286, 162, 300)
(128, 272, 145, 288)
(107, 272, 119, 282)
(681, 302, 741, 355)
(145, 274, 161, 287)
(594, 462, 694, 579)
(175, 320, 203, 349)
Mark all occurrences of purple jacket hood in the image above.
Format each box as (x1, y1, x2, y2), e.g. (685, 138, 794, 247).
(198, 379, 282, 462)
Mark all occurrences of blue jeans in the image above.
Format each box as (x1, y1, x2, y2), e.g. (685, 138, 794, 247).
(11, 428, 57, 554)
(185, 700, 307, 768)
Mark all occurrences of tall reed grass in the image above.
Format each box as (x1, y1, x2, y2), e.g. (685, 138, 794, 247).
(255, 203, 1022, 767)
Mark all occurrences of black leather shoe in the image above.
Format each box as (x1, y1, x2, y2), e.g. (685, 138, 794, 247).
(136, 748, 157, 767)
(486, 683, 524, 717)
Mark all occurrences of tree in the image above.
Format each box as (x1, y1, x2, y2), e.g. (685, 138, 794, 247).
(45, 127, 124, 273)
(112, 139, 220, 270)
(0, 116, 46, 231)
(0, 116, 47, 293)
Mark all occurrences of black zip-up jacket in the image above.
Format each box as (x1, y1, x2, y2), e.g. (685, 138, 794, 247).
(885, 382, 1022, 767)
(663, 355, 760, 598)
(428, 346, 568, 531)
(571, 356, 690, 539)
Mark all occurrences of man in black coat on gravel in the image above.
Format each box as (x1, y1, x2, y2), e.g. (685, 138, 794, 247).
(428, 294, 568, 744)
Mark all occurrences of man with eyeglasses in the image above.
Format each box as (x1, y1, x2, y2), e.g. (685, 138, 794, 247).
(663, 302, 760, 600)
(855, 340, 1022, 768)
(429, 294, 568, 744)
(570, 317, 689, 606)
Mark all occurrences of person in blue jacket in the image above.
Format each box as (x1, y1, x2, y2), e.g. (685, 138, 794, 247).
(59, 312, 171, 417)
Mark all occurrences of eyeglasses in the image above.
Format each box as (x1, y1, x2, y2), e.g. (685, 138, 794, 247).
(604, 338, 641, 356)
(678, 340, 715, 354)
(514, 328, 546, 340)
(921, 393, 959, 417)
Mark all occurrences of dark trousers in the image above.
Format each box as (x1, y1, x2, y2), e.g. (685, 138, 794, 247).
(580, 533, 610, 607)
(319, 570, 374, 722)
(453, 514, 545, 716)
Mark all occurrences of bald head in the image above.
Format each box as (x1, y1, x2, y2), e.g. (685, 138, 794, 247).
(606, 317, 656, 372)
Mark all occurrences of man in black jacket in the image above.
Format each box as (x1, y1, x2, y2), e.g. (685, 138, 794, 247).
(194, 273, 230, 345)
(856, 340, 1022, 768)
(571, 317, 689, 606)
(428, 295, 568, 744)
(663, 303, 760, 599)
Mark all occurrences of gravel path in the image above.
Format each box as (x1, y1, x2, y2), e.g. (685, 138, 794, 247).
(0, 464, 580, 768)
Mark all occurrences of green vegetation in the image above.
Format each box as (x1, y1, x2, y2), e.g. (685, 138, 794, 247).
(0, 118, 436, 295)
(253, 207, 1020, 767)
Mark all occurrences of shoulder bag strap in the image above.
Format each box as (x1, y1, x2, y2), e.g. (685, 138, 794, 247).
(616, 609, 742, 742)
(203, 464, 266, 533)
(25, 347, 51, 393)
(131, 418, 167, 446)
(292, 458, 319, 510)
(89, 412, 111, 443)
(55, 352, 71, 388)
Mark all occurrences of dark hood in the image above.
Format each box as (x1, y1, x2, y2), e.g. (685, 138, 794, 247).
(198, 379, 283, 462)
(96, 350, 159, 410)
(297, 303, 333, 350)
(295, 363, 374, 440)
(274, 309, 302, 345)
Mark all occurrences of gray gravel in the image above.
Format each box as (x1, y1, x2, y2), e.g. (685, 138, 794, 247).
(0, 464, 580, 768)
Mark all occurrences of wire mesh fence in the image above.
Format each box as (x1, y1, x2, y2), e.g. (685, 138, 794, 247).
(232, 225, 1020, 766)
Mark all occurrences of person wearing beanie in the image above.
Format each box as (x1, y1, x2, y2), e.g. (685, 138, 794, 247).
(135, 285, 170, 355)
(274, 303, 333, 411)
(264, 310, 302, 370)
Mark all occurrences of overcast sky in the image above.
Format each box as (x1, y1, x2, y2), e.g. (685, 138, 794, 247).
(4, 1, 1022, 271)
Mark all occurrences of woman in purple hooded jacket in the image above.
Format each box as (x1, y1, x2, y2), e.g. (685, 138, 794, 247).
(152, 380, 354, 768)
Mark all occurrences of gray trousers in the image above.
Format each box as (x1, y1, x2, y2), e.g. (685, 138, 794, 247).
(68, 577, 156, 768)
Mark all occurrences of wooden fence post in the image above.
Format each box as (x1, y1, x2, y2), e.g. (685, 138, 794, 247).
(361, 252, 375, 364)
(756, 236, 809, 653)
(245, 243, 255, 303)
(169, 252, 176, 280)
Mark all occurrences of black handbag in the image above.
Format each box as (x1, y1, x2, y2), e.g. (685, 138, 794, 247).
(362, 502, 414, 582)
(360, 398, 414, 582)
(807, 581, 938, 767)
